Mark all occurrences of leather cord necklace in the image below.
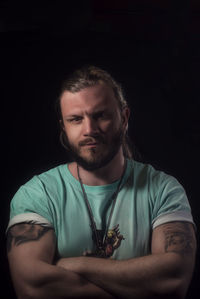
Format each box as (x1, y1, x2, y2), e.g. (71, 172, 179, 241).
(77, 160, 127, 257)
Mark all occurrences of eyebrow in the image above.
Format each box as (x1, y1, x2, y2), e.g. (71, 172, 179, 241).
(64, 109, 107, 119)
(64, 115, 82, 119)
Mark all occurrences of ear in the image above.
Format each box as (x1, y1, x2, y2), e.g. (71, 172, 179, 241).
(122, 107, 130, 131)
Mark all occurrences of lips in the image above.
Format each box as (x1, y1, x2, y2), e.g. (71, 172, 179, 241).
(83, 143, 99, 147)
(79, 138, 102, 147)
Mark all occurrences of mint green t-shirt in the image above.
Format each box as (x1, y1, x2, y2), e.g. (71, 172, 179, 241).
(7, 160, 194, 260)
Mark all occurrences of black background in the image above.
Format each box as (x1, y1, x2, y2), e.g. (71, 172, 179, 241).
(1, 1, 200, 298)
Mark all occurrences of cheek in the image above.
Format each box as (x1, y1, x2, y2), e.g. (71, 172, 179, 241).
(100, 121, 111, 132)
(100, 117, 120, 133)
(64, 125, 80, 143)
(105, 117, 122, 134)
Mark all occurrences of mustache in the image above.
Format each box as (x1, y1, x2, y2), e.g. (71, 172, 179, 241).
(79, 136, 105, 146)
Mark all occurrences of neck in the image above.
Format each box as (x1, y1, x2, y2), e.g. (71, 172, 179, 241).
(69, 148, 126, 186)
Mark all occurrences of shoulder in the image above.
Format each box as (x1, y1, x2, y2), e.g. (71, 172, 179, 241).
(10, 163, 69, 209)
(8, 164, 70, 231)
(132, 160, 186, 201)
(132, 160, 175, 186)
(22, 163, 69, 191)
(37, 163, 68, 181)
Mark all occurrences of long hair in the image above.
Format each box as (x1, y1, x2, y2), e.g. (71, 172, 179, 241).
(55, 65, 133, 159)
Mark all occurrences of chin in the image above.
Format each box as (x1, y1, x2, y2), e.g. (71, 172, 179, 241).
(69, 140, 122, 171)
(77, 151, 118, 171)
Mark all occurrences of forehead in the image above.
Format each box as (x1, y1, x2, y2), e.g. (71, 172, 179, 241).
(60, 84, 118, 115)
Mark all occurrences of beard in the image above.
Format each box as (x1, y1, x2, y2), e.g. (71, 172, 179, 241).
(65, 127, 124, 171)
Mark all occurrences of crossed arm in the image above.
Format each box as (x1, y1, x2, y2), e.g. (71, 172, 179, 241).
(7, 224, 113, 299)
(7, 221, 196, 299)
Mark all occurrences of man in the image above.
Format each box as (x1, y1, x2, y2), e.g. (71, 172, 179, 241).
(7, 66, 196, 299)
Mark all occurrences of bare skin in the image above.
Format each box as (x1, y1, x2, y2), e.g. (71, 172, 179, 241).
(7, 224, 114, 299)
(57, 221, 196, 299)
(60, 84, 130, 186)
(6, 223, 52, 253)
(7, 221, 196, 299)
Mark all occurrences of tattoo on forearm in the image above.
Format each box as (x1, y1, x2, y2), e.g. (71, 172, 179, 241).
(7, 223, 52, 253)
(164, 222, 194, 255)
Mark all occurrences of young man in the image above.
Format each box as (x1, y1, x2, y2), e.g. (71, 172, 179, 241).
(7, 66, 196, 299)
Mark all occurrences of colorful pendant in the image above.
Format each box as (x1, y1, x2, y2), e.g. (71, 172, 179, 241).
(84, 224, 125, 258)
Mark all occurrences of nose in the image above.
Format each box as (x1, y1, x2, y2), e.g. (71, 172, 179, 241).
(83, 117, 98, 136)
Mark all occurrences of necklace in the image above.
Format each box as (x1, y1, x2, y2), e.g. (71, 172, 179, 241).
(77, 160, 127, 258)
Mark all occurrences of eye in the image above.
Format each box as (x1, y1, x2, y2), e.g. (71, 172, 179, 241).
(67, 117, 82, 123)
(94, 111, 107, 120)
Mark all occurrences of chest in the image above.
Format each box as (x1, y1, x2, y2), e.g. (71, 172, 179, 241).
(54, 187, 153, 259)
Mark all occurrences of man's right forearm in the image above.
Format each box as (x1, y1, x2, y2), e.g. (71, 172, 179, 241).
(7, 225, 113, 298)
(12, 261, 114, 299)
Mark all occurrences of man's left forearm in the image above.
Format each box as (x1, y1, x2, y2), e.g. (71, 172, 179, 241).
(57, 222, 196, 299)
(57, 253, 188, 299)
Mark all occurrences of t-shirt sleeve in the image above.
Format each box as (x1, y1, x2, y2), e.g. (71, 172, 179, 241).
(151, 173, 195, 229)
(7, 176, 54, 232)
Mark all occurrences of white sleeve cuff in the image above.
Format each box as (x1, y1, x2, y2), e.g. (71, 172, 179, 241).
(152, 210, 195, 229)
(6, 213, 53, 233)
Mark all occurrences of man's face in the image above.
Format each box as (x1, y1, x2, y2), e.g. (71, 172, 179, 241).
(60, 84, 129, 171)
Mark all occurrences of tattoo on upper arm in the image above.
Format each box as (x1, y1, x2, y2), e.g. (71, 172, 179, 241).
(163, 222, 195, 255)
(6, 223, 53, 253)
